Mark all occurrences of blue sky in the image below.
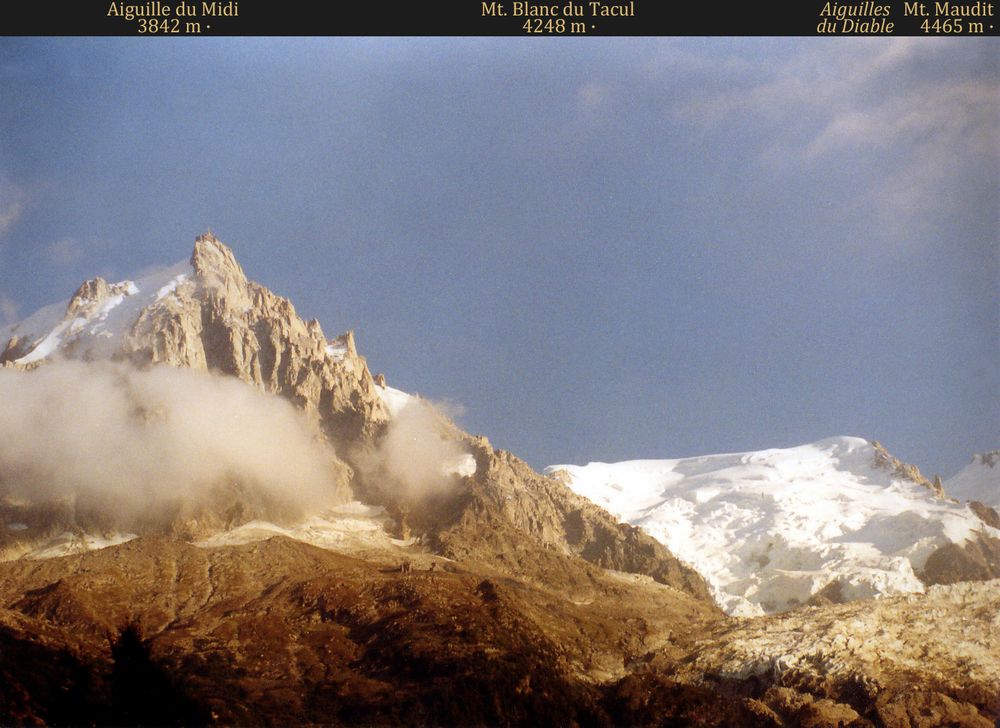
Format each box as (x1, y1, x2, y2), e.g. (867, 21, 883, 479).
(0, 38, 996, 476)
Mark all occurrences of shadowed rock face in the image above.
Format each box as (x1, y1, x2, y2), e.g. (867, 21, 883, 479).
(0, 538, 996, 727)
(0, 536, 717, 727)
(918, 501, 1000, 587)
(970, 500, 1000, 529)
(920, 533, 1000, 585)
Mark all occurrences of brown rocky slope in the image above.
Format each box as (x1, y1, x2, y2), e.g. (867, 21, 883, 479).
(0, 536, 719, 726)
(0, 538, 996, 726)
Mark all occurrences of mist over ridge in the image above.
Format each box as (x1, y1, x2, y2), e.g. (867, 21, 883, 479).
(0, 360, 352, 532)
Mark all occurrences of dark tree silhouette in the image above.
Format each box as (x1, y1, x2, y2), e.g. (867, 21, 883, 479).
(109, 623, 209, 727)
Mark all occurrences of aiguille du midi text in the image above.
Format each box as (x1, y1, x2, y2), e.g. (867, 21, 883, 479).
(107, 1, 239, 20)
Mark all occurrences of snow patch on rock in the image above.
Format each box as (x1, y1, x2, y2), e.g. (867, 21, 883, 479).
(196, 502, 409, 553)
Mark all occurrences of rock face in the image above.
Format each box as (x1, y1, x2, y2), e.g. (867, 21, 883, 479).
(1, 234, 389, 445)
(920, 532, 1000, 585)
(970, 501, 1000, 529)
(870, 440, 944, 496)
(418, 437, 714, 602)
(124, 235, 389, 444)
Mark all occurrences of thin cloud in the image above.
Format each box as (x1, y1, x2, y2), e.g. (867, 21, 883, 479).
(45, 238, 86, 267)
(0, 175, 25, 241)
(577, 82, 609, 109)
(0, 292, 18, 325)
(806, 80, 997, 160)
(0, 200, 21, 239)
(672, 39, 998, 235)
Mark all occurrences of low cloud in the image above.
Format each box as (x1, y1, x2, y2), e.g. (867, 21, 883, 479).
(0, 361, 349, 534)
(358, 396, 475, 502)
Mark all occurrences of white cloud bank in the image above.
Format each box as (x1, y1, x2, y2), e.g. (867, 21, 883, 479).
(0, 361, 349, 532)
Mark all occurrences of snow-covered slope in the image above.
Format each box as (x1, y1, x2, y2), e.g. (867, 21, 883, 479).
(375, 382, 416, 417)
(0, 262, 193, 365)
(548, 437, 1000, 616)
(946, 452, 999, 507)
(2, 503, 410, 562)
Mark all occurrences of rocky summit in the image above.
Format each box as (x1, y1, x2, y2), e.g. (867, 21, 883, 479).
(0, 234, 997, 727)
(3, 234, 389, 445)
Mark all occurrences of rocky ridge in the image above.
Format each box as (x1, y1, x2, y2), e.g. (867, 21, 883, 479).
(1, 233, 997, 726)
(2, 234, 389, 445)
(123, 235, 390, 444)
(0, 234, 713, 604)
(870, 440, 945, 497)
(424, 437, 714, 602)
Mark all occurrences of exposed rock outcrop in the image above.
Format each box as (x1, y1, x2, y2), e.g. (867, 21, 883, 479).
(669, 579, 1000, 727)
(122, 234, 389, 444)
(920, 531, 1000, 585)
(870, 440, 944, 497)
(412, 436, 715, 603)
(970, 500, 1000, 529)
(977, 451, 999, 468)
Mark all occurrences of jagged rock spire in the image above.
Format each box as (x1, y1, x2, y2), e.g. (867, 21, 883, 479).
(190, 231, 249, 300)
(2, 232, 390, 443)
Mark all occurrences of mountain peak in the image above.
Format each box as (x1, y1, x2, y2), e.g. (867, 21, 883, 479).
(66, 276, 138, 320)
(551, 437, 1000, 615)
(945, 450, 1000, 507)
(190, 231, 247, 289)
(1, 232, 390, 442)
(973, 451, 999, 468)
